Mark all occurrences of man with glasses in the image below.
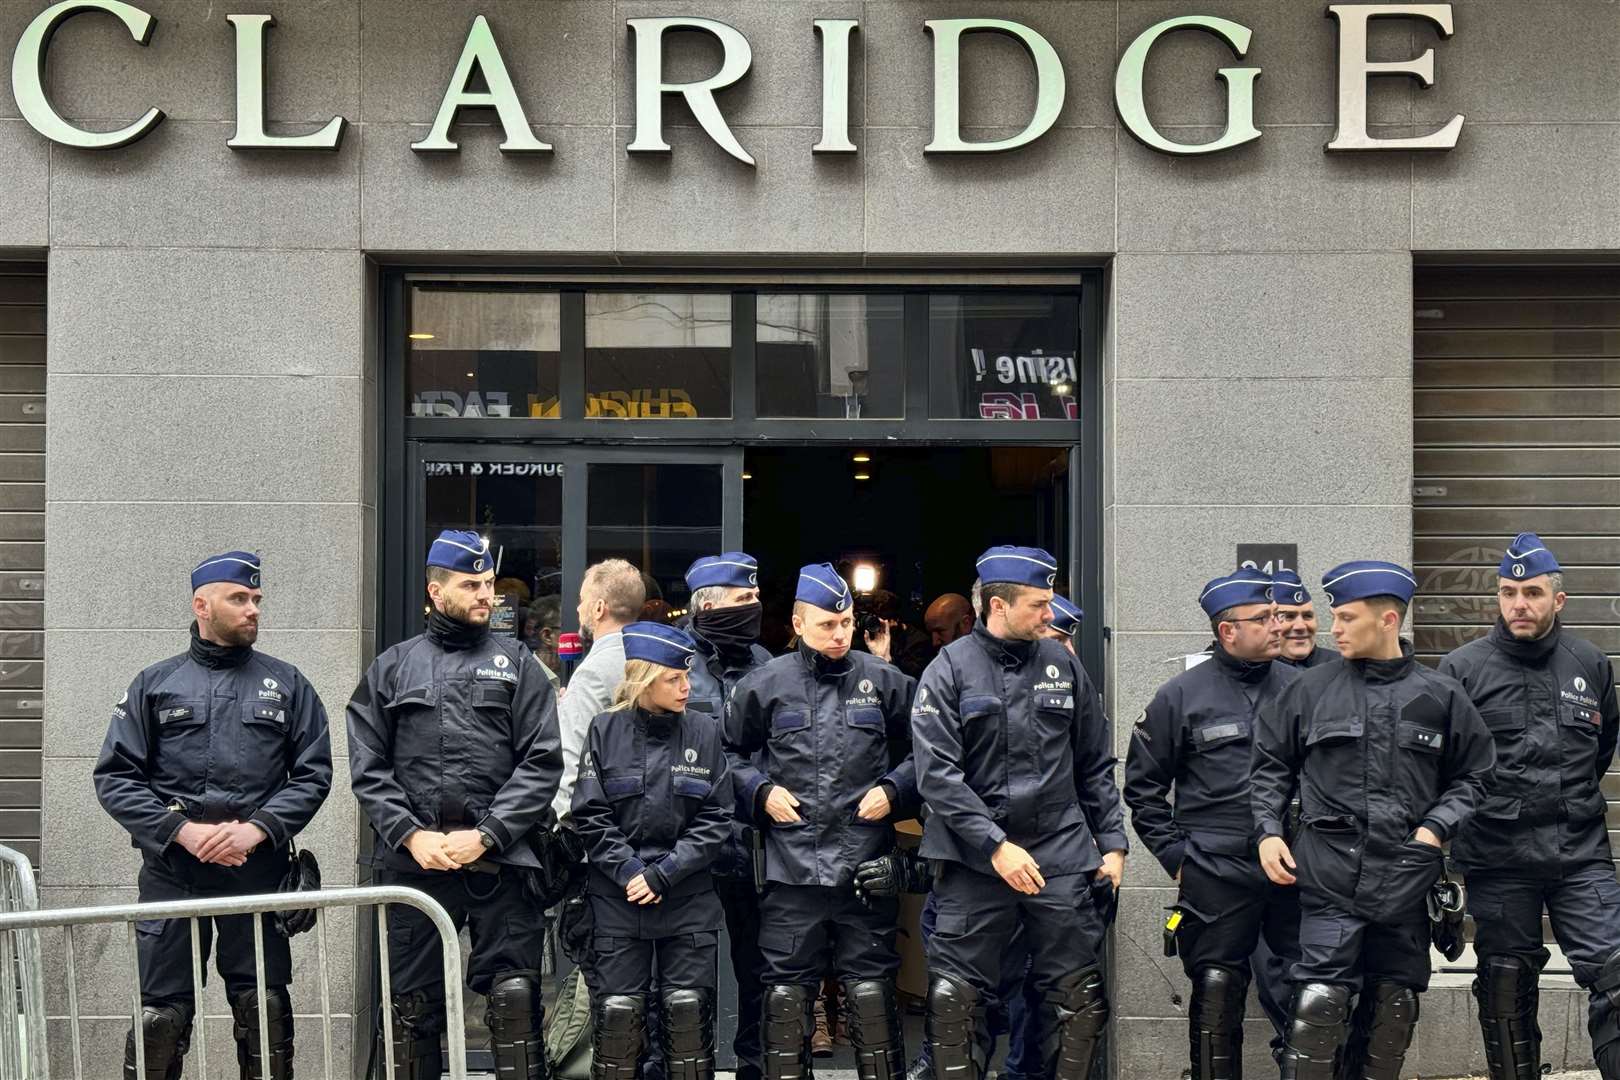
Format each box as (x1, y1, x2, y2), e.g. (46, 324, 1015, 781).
(1272, 570, 1339, 670)
(1124, 570, 1300, 1080)
(1439, 533, 1620, 1080)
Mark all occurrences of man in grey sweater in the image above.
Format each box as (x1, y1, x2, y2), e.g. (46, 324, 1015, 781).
(553, 559, 646, 822)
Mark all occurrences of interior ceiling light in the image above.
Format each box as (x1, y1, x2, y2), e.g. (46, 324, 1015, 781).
(408, 331, 435, 340)
(741, 472, 753, 480)
(852, 452, 871, 463)
(853, 472, 871, 481)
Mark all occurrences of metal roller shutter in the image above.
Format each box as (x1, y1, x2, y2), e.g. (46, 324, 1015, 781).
(0, 264, 43, 867)
(1413, 263, 1620, 963)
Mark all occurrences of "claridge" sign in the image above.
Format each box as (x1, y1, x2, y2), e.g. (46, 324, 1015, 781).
(8, 1, 1466, 161)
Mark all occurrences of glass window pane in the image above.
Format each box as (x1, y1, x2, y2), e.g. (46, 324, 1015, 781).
(407, 288, 561, 418)
(756, 294, 904, 419)
(423, 458, 565, 674)
(587, 462, 723, 618)
(929, 293, 1081, 421)
(586, 293, 731, 419)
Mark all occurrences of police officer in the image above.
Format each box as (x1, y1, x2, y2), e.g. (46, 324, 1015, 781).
(1042, 595, 1082, 656)
(1272, 570, 1338, 670)
(1437, 533, 1620, 1080)
(94, 550, 333, 1080)
(912, 546, 1127, 1080)
(724, 563, 917, 1080)
(572, 622, 734, 1080)
(1252, 561, 1496, 1080)
(347, 530, 563, 1080)
(1124, 571, 1300, 1080)
(683, 553, 774, 1080)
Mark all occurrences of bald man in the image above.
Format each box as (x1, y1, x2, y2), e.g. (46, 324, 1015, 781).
(924, 594, 974, 650)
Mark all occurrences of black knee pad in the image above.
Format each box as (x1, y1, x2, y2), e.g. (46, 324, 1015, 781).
(763, 984, 813, 1080)
(843, 980, 903, 1080)
(661, 989, 716, 1080)
(926, 975, 983, 1080)
(1281, 982, 1349, 1080)
(592, 994, 648, 1080)
(1048, 967, 1108, 1080)
(229, 986, 294, 1080)
(1476, 954, 1539, 1017)
(1190, 965, 1250, 1033)
(488, 973, 547, 1080)
(1357, 981, 1419, 1080)
(1474, 954, 1541, 1080)
(1598, 947, 1620, 1009)
(386, 990, 444, 1080)
(124, 1003, 194, 1080)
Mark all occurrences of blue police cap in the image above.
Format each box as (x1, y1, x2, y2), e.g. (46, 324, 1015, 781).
(427, 530, 491, 574)
(1198, 571, 1274, 618)
(1050, 595, 1083, 637)
(975, 546, 1059, 589)
(1271, 569, 1313, 607)
(796, 563, 852, 613)
(191, 550, 261, 592)
(1321, 561, 1416, 607)
(1499, 532, 1561, 581)
(622, 622, 698, 669)
(686, 552, 759, 592)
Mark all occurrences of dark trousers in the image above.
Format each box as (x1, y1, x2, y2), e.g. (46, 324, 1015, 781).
(715, 874, 765, 1078)
(135, 845, 292, 1006)
(926, 864, 1104, 1068)
(1468, 862, 1620, 1060)
(1177, 852, 1300, 1043)
(586, 887, 724, 995)
(378, 866, 547, 1005)
(1292, 903, 1432, 994)
(758, 883, 900, 985)
(917, 889, 1043, 1080)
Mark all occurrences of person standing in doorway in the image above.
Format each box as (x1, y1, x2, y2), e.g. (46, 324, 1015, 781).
(1439, 533, 1620, 1080)
(923, 594, 975, 652)
(348, 530, 562, 1079)
(556, 559, 646, 821)
(1124, 570, 1300, 1080)
(95, 550, 333, 1080)
(683, 552, 774, 1080)
(1252, 561, 1495, 1080)
(725, 563, 918, 1080)
(912, 546, 1127, 1080)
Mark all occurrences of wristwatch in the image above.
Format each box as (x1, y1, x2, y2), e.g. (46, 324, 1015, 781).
(477, 827, 497, 851)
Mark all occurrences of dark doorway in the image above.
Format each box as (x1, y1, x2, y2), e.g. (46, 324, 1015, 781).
(743, 446, 1071, 660)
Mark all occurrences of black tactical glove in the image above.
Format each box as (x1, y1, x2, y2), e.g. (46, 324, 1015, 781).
(853, 849, 932, 905)
(1429, 876, 1466, 962)
(1089, 876, 1119, 928)
(273, 847, 322, 938)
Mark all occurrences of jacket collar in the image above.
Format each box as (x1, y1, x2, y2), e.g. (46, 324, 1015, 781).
(1488, 616, 1560, 664)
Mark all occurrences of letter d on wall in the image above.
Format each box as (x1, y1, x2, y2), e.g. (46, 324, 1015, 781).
(925, 19, 1065, 154)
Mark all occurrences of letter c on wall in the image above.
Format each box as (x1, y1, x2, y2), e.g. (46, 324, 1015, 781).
(12, 0, 165, 149)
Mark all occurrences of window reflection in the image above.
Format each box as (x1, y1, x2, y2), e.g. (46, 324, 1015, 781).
(756, 295, 904, 419)
(929, 294, 1081, 421)
(407, 288, 561, 418)
(585, 293, 731, 419)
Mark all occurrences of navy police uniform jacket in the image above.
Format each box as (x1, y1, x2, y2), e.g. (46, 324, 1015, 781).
(724, 644, 918, 887)
(1440, 618, 1619, 872)
(347, 615, 563, 870)
(1124, 643, 1299, 876)
(1251, 643, 1496, 921)
(572, 707, 733, 903)
(94, 627, 333, 858)
(911, 626, 1128, 877)
(685, 632, 772, 876)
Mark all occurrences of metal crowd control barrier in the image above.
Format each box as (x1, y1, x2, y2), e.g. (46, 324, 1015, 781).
(0, 875, 469, 1080)
(0, 844, 46, 1080)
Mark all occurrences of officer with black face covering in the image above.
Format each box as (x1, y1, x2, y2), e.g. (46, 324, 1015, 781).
(1252, 561, 1495, 1080)
(348, 530, 563, 1080)
(1439, 533, 1620, 1080)
(912, 546, 1127, 1080)
(683, 553, 773, 1080)
(724, 563, 917, 1080)
(1125, 570, 1300, 1080)
(1272, 571, 1339, 671)
(572, 622, 734, 1080)
(95, 550, 333, 1080)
